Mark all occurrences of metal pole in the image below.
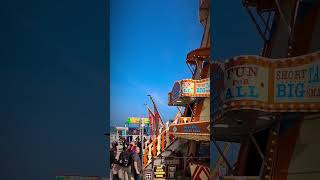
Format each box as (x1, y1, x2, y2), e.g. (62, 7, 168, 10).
(249, 133, 265, 160)
(141, 118, 144, 179)
(244, 5, 268, 42)
(212, 140, 233, 175)
(151, 156, 154, 180)
(274, 0, 292, 34)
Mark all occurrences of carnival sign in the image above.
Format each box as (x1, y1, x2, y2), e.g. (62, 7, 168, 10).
(216, 51, 320, 112)
(274, 60, 320, 103)
(154, 165, 166, 178)
(127, 117, 150, 124)
(181, 78, 210, 97)
(224, 64, 269, 102)
(168, 78, 210, 106)
(169, 121, 210, 141)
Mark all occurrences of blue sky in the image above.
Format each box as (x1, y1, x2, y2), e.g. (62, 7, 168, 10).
(110, 0, 204, 126)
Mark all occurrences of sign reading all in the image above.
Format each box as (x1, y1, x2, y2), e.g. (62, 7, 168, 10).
(224, 65, 268, 102)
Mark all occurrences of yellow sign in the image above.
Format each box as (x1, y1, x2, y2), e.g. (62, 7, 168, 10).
(127, 117, 150, 124)
(154, 165, 166, 178)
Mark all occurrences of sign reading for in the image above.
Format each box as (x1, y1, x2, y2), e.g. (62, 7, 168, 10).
(224, 65, 268, 102)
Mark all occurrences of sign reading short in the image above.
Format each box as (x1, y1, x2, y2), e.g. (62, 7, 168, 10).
(275, 61, 320, 102)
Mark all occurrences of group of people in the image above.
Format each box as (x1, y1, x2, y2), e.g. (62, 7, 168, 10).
(110, 140, 142, 180)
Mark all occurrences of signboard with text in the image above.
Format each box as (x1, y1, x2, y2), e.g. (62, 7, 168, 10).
(168, 78, 210, 105)
(181, 78, 210, 97)
(154, 165, 166, 178)
(215, 51, 320, 112)
(169, 121, 210, 136)
(224, 65, 269, 102)
(274, 60, 320, 103)
(127, 117, 150, 124)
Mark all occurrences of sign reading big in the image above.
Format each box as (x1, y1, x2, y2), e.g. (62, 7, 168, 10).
(216, 51, 320, 112)
(274, 61, 320, 102)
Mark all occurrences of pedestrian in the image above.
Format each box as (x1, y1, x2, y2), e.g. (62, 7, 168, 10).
(110, 148, 115, 180)
(130, 142, 136, 152)
(137, 140, 142, 152)
(131, 146, 142, 180)
(112, 159, 120, 180)
(119, 146, 131, 180)
(122, 138, 126, 150)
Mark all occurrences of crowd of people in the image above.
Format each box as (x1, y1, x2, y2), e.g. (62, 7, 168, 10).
(110, 137, 143, 180)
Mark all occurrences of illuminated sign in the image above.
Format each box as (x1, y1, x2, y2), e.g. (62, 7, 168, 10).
(216, 51, 320, 112)
(181, 78, 210, 97)
(154, 165, 166, 178)
(127, 117, 150, 124)
(169, 78, 210, 105)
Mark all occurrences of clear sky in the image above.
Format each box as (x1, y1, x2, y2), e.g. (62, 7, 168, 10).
(110, 0, 204, 127)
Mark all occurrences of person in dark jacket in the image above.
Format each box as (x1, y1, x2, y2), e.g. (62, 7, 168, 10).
(119, 146, 132, 180)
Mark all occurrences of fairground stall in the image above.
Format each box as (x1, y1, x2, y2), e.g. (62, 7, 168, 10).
(167, 0, 211, 179)
(143, 1, 211, 179)
(211, 0, 320, 179)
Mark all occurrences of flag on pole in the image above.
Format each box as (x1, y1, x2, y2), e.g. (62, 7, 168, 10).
(148, 95, 164, 137)
(145, 104, 157, 137)
(147, 107, 154, 136)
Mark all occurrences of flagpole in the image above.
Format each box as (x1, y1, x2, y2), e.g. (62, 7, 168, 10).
(144, 102, 155, 180)
(144, 103, 154, 138)
(147, 95, 164, 125)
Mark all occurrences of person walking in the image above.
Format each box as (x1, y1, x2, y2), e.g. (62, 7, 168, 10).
(110, 148, 115, 180)
(119, 146, 131, 180)
(131, 146, 142, 180)
(112, 159, 120, 180)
